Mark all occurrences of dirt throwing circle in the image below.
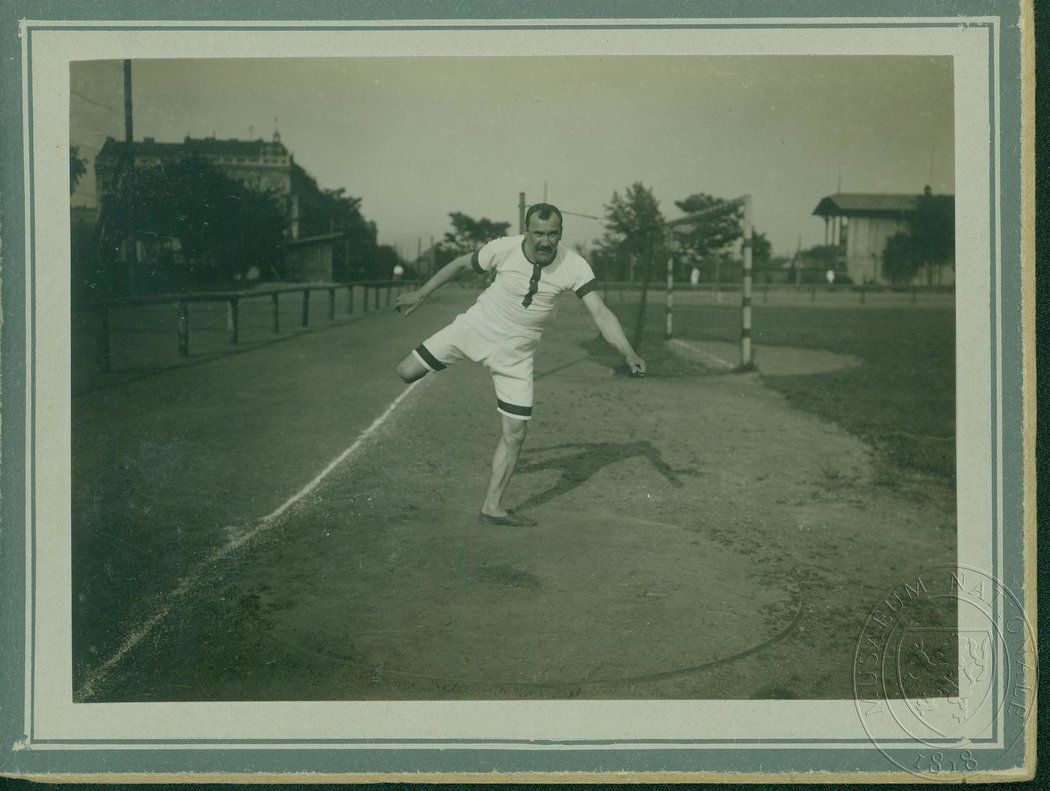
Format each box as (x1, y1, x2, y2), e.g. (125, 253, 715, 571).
(262, 510, 801, 688)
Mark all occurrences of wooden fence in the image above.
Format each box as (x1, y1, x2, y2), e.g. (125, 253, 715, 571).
(88, 280, 418, 372)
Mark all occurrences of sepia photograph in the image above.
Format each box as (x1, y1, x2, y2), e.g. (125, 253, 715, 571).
(0, 5, 1035, 783)
(68, 55, 960, 704)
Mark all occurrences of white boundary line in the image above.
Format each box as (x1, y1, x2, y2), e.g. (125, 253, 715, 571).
(73, 378, 428, 703)
(668, 338, 736, 370)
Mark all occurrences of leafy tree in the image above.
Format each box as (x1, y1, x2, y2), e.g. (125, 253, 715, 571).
(101, 155, 286, 289)
(669, 193, 770, 282)
(672, 193, 742, 263)
(70, 146, 87, 195)
(321, 187, 380, 279)
(443, 212, 511, 252)
(586, 237, 628, 282)
(882, 232, 922, 284)
(911, 192, 955, 267)
(881, 193, 953, 284)
(751, 231, 772, 268)
(432, 212, 511, 269)
(599, 182, 666, 283)
(369, 244, 403, 280)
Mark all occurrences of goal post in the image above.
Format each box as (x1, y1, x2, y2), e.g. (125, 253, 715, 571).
(663, 194, 754, 369)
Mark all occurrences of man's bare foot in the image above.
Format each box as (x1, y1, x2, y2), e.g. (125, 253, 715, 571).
(478, 510, 537, 527)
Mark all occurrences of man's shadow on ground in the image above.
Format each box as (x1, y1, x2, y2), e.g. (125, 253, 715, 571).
(514, 441, 700, 512)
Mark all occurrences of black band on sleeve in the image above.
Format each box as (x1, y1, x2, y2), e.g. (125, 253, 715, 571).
(575, 278, 598, 298)
(471, 250, 484, 275)
(414, 344, 446, 371)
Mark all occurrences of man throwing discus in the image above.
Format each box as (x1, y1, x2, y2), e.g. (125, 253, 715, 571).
(395, 203, 646, 526)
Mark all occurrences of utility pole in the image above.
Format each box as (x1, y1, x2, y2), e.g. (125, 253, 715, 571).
(543, 181, 548, 202)
(518, 192, 526, 233)
(429, 235, 435, 279)
(122, 59, 135, 292)
(794, 234, 803, 291)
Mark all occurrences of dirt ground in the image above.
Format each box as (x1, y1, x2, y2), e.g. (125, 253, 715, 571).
(72, 288, 957, 702)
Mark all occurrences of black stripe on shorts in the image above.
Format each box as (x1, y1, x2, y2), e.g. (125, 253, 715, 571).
(414, 343, 446, 371)
(497, 399, 533, 418)
(575, 278, 598, 298)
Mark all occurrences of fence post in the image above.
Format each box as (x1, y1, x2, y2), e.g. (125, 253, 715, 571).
(177, 301, 190, 357)
(328, 287, 336, 321)
(860, 284, 866, 305)
(271, 292, 280, 333)
(373, 282, 380, 310)
(664, 255, 674, 340)
(385, 282, 392, 307)
(362, 284, 369, 312)
(347, 284, 355, 314)
(96, 304, 111, 372)
(226, 297, 239, 344)
(811, 284, 817, 302)
(301, 289, 310, 327)
(912, 285, 918, 304)
(741, 195, 753, 368)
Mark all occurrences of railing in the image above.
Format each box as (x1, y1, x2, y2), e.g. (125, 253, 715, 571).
(86, 279, 419, 372)
(596, 279, 953, 302)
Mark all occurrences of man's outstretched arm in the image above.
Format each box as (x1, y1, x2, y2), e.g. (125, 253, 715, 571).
(581, 291, 646, 376)
(395, 253, 474, 316)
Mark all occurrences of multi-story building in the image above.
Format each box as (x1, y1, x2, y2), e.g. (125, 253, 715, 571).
(94, 132, 323, 240)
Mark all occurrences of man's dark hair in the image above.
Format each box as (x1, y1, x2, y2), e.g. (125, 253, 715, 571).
(524, 203, 563, 230)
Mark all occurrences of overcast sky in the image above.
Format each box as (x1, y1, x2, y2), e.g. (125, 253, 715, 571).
(71, 56, 953, 257)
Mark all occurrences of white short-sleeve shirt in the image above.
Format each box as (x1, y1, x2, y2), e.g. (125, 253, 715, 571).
(412, 236, 599, 418)
(466, 235, 597, 337)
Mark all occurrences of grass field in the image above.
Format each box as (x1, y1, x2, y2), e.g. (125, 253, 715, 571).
(70, 283, 958, 703)
(605, 289, 956, 482)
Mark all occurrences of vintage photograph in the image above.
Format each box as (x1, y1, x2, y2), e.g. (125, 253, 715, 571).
(1, 7, 1034, 782)
(68, 55, 959, 703)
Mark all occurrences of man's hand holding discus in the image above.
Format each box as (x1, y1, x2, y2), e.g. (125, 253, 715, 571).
(627, 352, 647, 378)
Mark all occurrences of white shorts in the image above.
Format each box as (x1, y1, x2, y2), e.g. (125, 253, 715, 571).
(412, 314, 536, 420)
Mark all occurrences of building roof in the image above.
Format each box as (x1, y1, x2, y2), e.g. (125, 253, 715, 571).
(97, 135, 289, 162)
(812, 192, 953, 218)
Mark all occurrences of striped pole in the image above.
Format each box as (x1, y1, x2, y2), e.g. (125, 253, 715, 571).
(664, 254, 674, 339)
(741, 194, 753, 368)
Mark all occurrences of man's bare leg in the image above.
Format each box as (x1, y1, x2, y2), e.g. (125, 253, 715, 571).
(481, 415, 528, 517)
(396, 353, 429, 383)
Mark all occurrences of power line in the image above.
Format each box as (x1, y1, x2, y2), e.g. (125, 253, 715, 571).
(71, 90, 119, 113)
